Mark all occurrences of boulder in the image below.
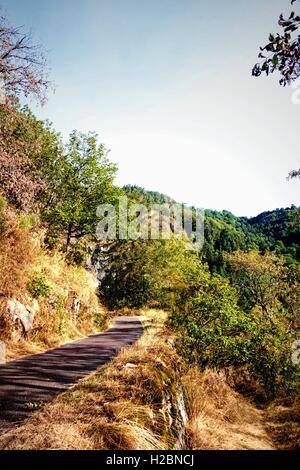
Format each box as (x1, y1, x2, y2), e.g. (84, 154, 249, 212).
(6, 299, 39, 337)
(166, 338, 175, 348)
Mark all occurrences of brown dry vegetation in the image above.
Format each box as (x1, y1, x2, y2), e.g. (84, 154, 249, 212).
(0, 205, 107, 360)
(265, 397, 300, 450)
(2, 310, 299, 451)
(0, 310, 180, 450)
(183, 368, 274, 450)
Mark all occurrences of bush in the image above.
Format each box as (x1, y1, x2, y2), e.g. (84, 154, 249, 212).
(18, 213, 39, 230)
(171, 270, 299, 398)
(66, 244, 88, 266)
(99, 239, 205, 310)
(28, 274, 51, 298)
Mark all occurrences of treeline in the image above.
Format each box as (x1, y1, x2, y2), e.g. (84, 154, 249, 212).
(0, 12, 299, 401)
(98, 187, 300, 399)
(124, 186, 300, 271)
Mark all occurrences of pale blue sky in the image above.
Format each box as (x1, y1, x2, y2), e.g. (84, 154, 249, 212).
(1, 0, 299, 216)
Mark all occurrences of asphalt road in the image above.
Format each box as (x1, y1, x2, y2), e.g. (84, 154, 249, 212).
(0, 316, 143, 433)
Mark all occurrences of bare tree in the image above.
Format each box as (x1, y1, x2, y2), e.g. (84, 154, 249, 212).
(0, 13, 50, 105)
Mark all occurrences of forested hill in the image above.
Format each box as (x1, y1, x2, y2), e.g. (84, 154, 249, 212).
(124, 186, 300, 270)
(249, 207, 300, 252)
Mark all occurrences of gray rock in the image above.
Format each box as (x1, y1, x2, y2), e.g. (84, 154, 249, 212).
(7, 299, 39, 336)
(0, 341, 6, 364)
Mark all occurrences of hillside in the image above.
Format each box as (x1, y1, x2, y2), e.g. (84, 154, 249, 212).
(124, 185, 300, 272)
(0, 9, 299, 453)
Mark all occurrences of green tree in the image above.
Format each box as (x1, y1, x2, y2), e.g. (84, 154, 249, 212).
(99, 238, 205, 309)
(43, 131, 119, 250)
(226, 250, 286, 317)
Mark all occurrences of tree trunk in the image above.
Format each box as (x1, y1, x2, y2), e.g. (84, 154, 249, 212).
(66, 223, 73, 251)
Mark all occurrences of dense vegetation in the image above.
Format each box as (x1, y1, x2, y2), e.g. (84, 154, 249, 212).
(0, 12, 299, 402)
(97, 187, 299, 398)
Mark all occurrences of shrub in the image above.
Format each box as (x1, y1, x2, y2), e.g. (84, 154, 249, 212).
(18, 213, 40, 230)
(28, 274, 51, 298)
(171, 271, 299, 398)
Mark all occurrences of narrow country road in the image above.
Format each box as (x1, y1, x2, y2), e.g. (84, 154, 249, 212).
(0, 316, 143, 433)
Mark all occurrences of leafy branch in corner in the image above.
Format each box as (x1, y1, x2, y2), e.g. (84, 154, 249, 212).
(253, 0, 300, 86)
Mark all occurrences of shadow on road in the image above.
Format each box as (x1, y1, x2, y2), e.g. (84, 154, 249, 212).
(0, 317, 143, 432)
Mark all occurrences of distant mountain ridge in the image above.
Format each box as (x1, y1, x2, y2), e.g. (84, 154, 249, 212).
(124, 185, 300, 270)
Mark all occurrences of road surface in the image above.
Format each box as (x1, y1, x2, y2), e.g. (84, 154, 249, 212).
(0, 316, 143, 432)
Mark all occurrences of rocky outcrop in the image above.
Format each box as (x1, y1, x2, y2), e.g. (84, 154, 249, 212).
(6, 299, 39, 339)
(159, 379, 188, 449)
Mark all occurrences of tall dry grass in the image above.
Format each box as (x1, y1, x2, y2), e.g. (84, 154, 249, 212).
(0, 204, 107, 359)
(0, 208, 39, 299)
(0, 310, 181, 450)
(182, 368, 274, 450)
(265, 397, 300, 450)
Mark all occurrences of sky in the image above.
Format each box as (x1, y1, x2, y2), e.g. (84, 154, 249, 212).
(1, 0, 299, 216)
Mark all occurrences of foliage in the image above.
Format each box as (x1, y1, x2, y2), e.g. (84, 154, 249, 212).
(28, 274, 51, 299)
(288, 169, 300, 179)
(124, 185, 176, 205)
(204, 207, 300, 272)
(171, 253, 299, 397)
(99, 238, 205, 309)
(203, 210, 269, 273)
(252, 1, 300, 86)
(249, 207, 300, 245)
(252, 1, 300, 180)
(225, 250, 286, 314)
(0, 105, 61, 211)
(65, 243, 89, 266)
(42, 131, 120, 250)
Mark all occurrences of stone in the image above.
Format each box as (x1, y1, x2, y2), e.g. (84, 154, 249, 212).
(7, 299, 39, 336)
(166, 338, 175, 348)
(0, 340, 6, 364)
(124, 363, 138, 369)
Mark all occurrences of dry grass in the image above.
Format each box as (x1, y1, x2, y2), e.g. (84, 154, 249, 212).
(1, 307, 297, 451)
(0, 309, 182, 450)
(183, 368, 275, 450)
(5, 339, 47, 361)
(28, 250, 106, 344)
(265, 397, 300, 450)
(0, 206, 107, 360)
(0, 209, 39, 299)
